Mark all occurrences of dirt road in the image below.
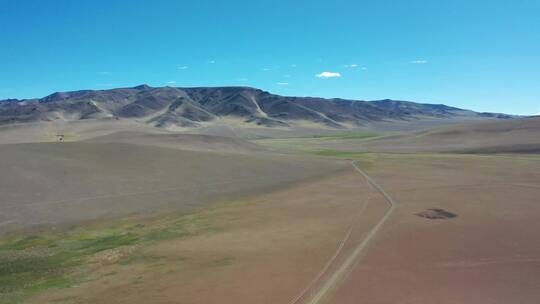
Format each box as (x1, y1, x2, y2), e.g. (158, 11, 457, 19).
(293, 161, 397, 304)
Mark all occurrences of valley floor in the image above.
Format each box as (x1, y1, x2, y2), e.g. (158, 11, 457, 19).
(329, 153, 540, 304)
(1, 126, 539, 304)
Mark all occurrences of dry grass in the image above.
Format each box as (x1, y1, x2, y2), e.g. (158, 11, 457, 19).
(16, 169, 385, 304)
(0, 141, 345, 235)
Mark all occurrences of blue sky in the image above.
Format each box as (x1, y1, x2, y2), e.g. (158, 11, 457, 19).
(1, 0, 539, 115)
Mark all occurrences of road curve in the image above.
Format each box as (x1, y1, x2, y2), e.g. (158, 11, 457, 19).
(303, 161, 397, 304)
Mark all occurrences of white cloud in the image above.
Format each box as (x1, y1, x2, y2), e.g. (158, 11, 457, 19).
(315, 71, 341, 78)
(167, 81, 177, 84)
(177, 66, 188, 70)
(261, 68, 272, 71)
(208, 60, 216, 64)
(411, 60, 428, 64)
(277, 82, 289, 85)
(361, 67, 368, 70)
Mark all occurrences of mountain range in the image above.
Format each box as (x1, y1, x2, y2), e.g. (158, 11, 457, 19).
(0, 85, 513, 129)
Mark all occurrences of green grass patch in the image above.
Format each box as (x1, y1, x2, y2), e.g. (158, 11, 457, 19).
(0, 232, 141, 303)
(310, 132, 381, 140)
(311, 150, 372, 158)
(0, 206, 225, 303)
(143, 213, 220, 241)
(0, 250, 80, 303)
(0, 235, 54, 251)
(77, 233, 138, 254)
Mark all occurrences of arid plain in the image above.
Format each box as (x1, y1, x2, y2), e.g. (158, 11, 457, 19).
(1, 117, 539, 304)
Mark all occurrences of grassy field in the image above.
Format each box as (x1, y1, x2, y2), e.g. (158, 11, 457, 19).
(309, 132, 382, 140)
(254, 131, 384, 154)
(0, 141, 345, 235)
(6, 166, 380, 304)
(0, 203, 230, 303)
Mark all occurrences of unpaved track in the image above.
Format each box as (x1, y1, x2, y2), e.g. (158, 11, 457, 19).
(327, 156, 540, 304)
(301, 161, 397, 304)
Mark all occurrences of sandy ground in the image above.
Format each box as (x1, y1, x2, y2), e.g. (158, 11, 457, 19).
(328, 154, 540, 304)
(26, 167, 389, 304)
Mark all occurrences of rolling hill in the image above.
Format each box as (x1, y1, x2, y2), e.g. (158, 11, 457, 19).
(357, 116, 540, 153)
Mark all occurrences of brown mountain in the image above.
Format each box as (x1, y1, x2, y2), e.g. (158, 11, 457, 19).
(0, 85, 514, 129)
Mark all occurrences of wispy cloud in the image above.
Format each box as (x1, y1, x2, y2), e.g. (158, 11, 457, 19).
(291, 64, 297, 68)
(208, 60, 216, 64)
(177, 66, 188, 70)
(167, 81, 177, 84)
(344, 64, 368, 70)
(315, 71, 341, 78)
(411, 60, 428, 64)
(261, 68, 272, 71)
(277, 82, 289, 85)
(283, 74, 291, 78)
(518, 110, 539, 116)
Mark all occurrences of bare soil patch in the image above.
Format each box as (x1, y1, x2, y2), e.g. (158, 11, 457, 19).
(416, 208, 457, 219)
(329, 154, 540, 304)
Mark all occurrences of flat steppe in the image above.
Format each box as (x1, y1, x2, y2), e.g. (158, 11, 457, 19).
(329, 153, 540, 304)
(0, 139, 344, 235)
(259, 117, 540, 154)
(1, 117, 539, 304)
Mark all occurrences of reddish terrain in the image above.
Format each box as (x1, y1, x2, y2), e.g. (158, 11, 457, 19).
(329, 155, 540, 304)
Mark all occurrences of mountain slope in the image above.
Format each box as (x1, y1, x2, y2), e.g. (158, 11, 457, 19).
(0, 85, 513, 129)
